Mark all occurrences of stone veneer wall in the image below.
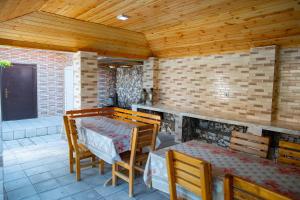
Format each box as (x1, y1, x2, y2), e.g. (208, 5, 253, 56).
(145, 46, 300, 123)
(98, 66, 116, 107)
(73, 52, 98, 109)
(116, 66, 143, 108)
(0, 46, 73, 117)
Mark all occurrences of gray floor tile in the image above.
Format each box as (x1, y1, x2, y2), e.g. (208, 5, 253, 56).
(104, 190, 136, 200)
(29, 172, 53, 184)
(50, 167, 70, 178)
(4, 177, 32, 192)
(22, 194, 41, 200)
(56, 175, 76, 186)
(135, 190, 169, 200)
(71, 189, 104, 200)
(94, 183, 127, 197)
(4, 171, 26, 182)
(7, 185, 37, 200)
(4, 165, 23, 175)
(34, 179, 60, 193)
(38, 187, 69, 200)
(24, 166, 49, 176)
(63, 182, 91, 196)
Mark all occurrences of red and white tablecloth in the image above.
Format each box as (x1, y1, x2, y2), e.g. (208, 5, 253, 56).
(76, 116, 160, 164)
(144, 140, 300, 200)
(76, 116, 138, 164)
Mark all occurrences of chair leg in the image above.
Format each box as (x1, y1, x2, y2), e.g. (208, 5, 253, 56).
(92, 155, 96, 168)
(112, 164, 117, 186)
(129, 168, 135, 197)
(75, 157, 81, 181)
(69, 150, 74, 173)
(99, 160, 104, 175)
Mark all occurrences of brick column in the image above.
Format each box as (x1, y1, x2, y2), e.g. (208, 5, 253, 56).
(247, 45, 279, 122)
(73, 51, 98, 109)
(143, 57, 159, 103)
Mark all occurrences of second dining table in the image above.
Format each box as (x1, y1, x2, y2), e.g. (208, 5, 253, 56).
(144, 140, 300, 200)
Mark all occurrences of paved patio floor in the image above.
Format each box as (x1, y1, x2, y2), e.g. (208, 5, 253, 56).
(2, 116, 62, 141)
(3, 135, 169, 200)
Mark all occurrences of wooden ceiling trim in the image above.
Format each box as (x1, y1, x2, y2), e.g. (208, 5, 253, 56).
(0, 11, 152, 59)
(0, 38, 78, 52)
(0, 0, 47, 22)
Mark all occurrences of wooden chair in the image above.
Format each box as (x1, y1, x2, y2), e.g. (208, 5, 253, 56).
(224, 174, 291, 200)
(166, 150, 212, 200)
(278, 141, 300, 166)
(112, 124, 158, 197)
(230, 131, 270, 158)
(63, 115, 104, 181)
(64, 108, 113, 176)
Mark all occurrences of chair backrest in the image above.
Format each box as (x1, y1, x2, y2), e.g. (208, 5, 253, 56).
(230, 131, 270, 158)
(112, 107, 161, 131)
(129, 124, 158, 166)
(224, 174, 291, 200)
(278, 141, 300, 166)
(66, 107, 114, 118)
(63, 115, 74, 152)
(166, 150, 212, 200)
(67, 118, 81, 154)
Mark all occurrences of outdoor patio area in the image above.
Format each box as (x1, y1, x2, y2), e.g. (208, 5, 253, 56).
(3, 135, 168, 200)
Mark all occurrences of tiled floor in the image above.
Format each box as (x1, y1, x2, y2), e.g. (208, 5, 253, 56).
(2, 116, 62, 141)
(3, 135, 169, 200)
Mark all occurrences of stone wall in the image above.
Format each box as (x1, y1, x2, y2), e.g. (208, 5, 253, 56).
(97, 65, 144, 108)
(116, 66, 143, 108)
(98, 66, 116, 107)
(144, 46, 300, 124)
(0, 46, 73, 117)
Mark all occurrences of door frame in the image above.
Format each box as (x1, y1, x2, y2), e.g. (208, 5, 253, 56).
(1, 63, 38, 121)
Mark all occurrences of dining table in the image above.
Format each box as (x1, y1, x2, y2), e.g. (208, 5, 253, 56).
(75, 116, 147, 164)
(143, 140, 300, 200)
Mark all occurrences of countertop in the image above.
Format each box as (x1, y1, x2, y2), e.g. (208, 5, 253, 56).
(132, 104, 300, 136)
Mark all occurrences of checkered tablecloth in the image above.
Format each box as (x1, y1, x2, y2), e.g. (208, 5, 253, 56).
(144, 140, 300, 200)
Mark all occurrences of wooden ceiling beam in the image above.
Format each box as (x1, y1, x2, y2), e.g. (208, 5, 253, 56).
(0, 11, 152, 59)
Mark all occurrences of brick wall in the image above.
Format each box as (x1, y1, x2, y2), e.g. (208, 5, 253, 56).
(157, 51, 250, 117)
(146, 46, 300, 123)
(277, 48, 300, 122)
(0, 46, 73, 117)
(73, 51, 98, 109)
(247, 46, 278, 121)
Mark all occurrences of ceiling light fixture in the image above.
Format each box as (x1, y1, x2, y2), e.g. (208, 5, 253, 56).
(117, 14, 129, 21)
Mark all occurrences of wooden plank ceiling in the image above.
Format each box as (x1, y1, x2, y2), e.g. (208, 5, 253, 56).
(0, 0, 300, 58)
